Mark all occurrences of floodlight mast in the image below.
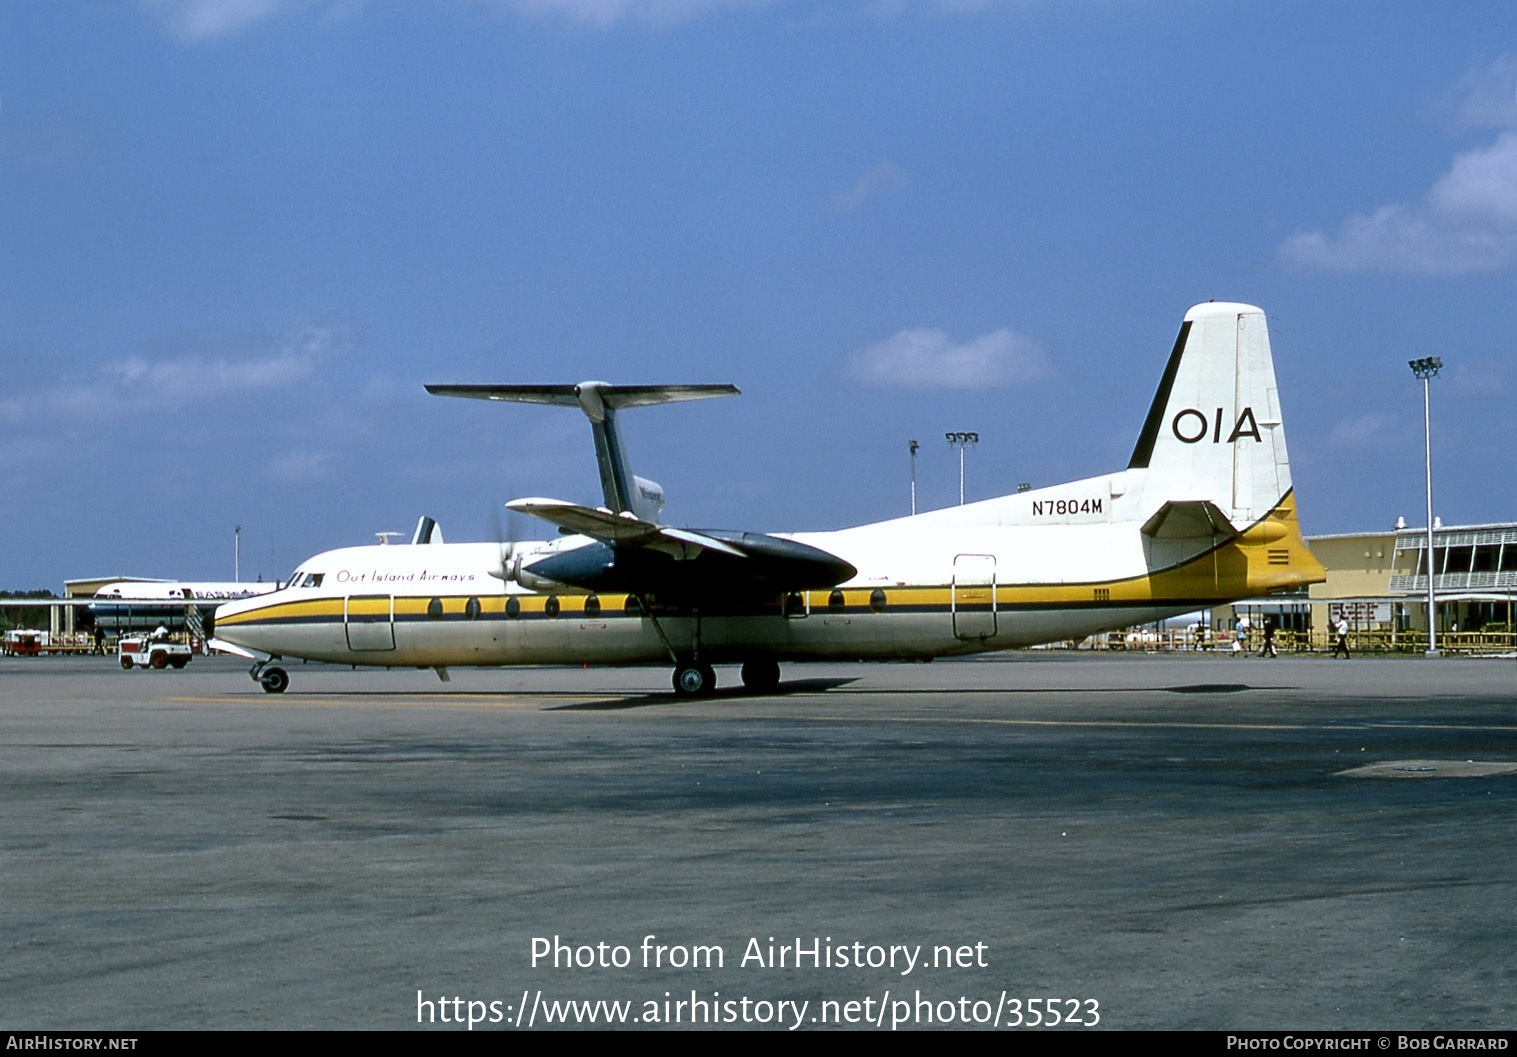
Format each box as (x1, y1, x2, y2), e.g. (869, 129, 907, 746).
(1409, 356, 1442, 658)
(945, 431, 978, 505)
(908, 439, 919, 516)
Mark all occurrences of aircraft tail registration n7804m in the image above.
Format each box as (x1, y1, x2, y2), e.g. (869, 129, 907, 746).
(212, 302, 1325, 695)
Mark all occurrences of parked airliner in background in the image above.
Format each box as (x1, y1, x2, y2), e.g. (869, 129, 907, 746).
(0, 580, 283, 636)
(89, 580, 280, 634)
(212, 302, 1326, 695)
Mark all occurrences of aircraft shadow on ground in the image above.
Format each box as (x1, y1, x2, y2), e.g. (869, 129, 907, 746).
(548, 676, 861, 711)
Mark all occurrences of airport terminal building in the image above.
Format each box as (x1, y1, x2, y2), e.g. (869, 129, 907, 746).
(1222, 520, 1517, 651)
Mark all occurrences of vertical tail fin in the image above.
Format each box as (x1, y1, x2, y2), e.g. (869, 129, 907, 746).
(1129, 303, 1290, 525)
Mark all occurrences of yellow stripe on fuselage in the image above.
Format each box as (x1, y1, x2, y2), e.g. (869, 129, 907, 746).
(219, 492, 1323, 626)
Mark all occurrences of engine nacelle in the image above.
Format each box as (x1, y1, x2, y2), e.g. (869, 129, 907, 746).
(509, 551, 566, 593)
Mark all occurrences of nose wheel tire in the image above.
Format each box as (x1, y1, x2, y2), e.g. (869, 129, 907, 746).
(672, 663, 716, 697)
(259, 665, 290, 694)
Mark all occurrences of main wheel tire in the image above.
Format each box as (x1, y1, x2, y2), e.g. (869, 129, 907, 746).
(740, 659, 781, 692)
(150, 651, 168, 670)
(672, 663, 716, 697)
(260, 666, 290, 694)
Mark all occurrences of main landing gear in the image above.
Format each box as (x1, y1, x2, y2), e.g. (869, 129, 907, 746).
(672, 662, 715, 697)
(250, 660, 289, 694)
(670, 659, 783, 697)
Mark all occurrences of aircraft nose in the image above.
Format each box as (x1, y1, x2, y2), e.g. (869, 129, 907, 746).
(210, 594, 276, 650)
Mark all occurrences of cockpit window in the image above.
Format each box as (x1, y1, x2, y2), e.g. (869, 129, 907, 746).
(306, 573, 324, 588)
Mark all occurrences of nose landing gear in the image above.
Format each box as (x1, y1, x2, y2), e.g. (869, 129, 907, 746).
(250, 660, 290, 694)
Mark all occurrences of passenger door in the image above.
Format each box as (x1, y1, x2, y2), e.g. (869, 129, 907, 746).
(345, 594, 396, 652)
(952, 554, 997, 640)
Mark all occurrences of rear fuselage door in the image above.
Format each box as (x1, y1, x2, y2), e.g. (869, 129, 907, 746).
(345, 594, 396, 652)
(952, 554, 997, 640)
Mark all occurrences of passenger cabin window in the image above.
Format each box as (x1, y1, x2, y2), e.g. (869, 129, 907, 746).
(465, 597, 481, 620)
(870, 589, 888, 613)
(584, 595, 601, 618)
(427, 598, 443, 620)
(828, 589, 846, 612)
(506, 597, 521, 619)
(545, 596, 561, 618)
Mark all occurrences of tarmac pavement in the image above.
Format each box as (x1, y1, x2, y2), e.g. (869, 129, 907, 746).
(3, 650, 1515, 1030)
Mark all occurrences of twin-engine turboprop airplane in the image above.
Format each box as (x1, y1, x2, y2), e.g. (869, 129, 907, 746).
(211, 301, 1325, 695)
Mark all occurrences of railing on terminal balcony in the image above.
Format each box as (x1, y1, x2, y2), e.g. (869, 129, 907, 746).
(1069, 627, 1517, 654)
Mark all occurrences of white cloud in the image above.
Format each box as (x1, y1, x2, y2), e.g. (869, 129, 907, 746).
(0, 327, 345, 425)
(142, 0, 372, 40)
(266, 449, 338, 482)
(1326, 413, 1404, 453)
(141, 0, 296, 40)
(1445, 359, 1510, 398)
(829, 161, 912, 212)
(140, 0, 1011, 37)
(478, 0, 773, 28)
(1280, 132, 1517, 273)
(846, 327, 1048, 389)
(1436, 54, 1517, 131)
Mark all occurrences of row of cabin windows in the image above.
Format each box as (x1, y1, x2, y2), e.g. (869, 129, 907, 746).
(421, 590, 893, 620)
(806, 589, 889, 614)
(426, 597, 483, 620)
(422, 595, 637, 620)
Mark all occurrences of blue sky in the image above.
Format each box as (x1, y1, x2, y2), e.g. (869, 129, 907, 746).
(4, 1, 1517, 587)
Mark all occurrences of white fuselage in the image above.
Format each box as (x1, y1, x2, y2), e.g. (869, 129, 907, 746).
(211, 469, 1317, 670)
(211, 302, 1328, 682)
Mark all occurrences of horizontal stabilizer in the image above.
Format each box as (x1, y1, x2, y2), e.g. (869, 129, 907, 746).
(507, 498, 745, 558)
(425, 382, 739, 418)
(428, 381, 739, 522)
(1140, 500, 1239, 540)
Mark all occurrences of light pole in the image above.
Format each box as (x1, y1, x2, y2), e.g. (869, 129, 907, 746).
(945, 431, 978, 505)
(909, 439, 919, 516)
(234, 525, 241, 583)
(1409, 356, 1442, 658)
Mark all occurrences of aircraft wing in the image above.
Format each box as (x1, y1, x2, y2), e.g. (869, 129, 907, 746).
(507, 498, 745, 558)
